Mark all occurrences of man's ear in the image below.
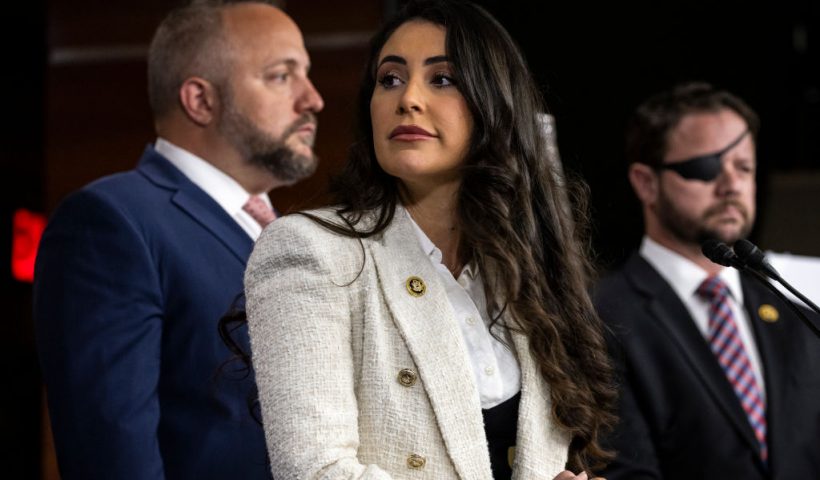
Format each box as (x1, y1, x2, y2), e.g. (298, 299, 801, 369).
(178, 77, 218, 126)
(628, 162, 660, 206)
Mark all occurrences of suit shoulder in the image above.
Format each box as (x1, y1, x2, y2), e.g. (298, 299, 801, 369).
(53, 169, 159, 216)
(262, 207, 381, 248)
(263, 209, 358, 246)
(248, 209, 366, 283)
(83, 168, 146, 190)
(48, 173, 139, 223)
(593, 268, 648, 332)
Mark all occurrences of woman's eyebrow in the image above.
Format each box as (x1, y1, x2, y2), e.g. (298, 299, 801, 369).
(424, 55, 449, 65)
(376, 54, 450, 68)
(377, 55, 405, 68)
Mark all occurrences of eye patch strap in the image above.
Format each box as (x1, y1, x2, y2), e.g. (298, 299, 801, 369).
(657, 129, 750, 181)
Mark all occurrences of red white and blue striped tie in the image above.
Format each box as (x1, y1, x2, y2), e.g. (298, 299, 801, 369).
(697, 276, 768, 462)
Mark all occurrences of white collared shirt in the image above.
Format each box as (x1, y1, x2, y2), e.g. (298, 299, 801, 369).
(155, 138, 273, 240)
(406, 209, 521, 408)
(640, 236, 766, 397)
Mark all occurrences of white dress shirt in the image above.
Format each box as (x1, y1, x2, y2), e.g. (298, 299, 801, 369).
(155, 138, 272, 240)
(640, 236, 766, 397)
(406, 208, 521, 408)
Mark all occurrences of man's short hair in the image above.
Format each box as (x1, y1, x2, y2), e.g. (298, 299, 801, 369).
(626, 82, 760, 167)
(147, 3, 229, 118)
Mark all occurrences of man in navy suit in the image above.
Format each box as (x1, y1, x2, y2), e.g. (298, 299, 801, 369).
(596, 82, 820, 479)
(33, 2, 323, 478)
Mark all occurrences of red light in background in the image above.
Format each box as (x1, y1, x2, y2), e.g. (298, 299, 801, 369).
(12, 208, 46, 283)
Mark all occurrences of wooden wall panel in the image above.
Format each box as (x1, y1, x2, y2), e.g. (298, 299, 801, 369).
(288, 0, 382, 32)
(48, 0, 173, 46)
(45, 61, 153, 211)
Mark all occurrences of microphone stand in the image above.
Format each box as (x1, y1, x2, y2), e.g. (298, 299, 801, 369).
(740, 266, 820, 340)
(760, 270, 820, 317)
(701, 239, 820, 340)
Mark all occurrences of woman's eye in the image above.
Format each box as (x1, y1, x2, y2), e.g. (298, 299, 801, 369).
(377, 73, 402, 88)
(432, 73, 456, 87)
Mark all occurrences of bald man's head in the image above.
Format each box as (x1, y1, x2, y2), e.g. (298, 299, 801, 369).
(147, 1, 288, 120)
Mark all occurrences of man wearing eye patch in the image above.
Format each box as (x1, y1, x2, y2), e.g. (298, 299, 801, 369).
(595, 82, 820, 480)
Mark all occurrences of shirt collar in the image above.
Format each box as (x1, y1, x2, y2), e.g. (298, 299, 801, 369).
(155, 137, 272, 214)
(403, 205, 478, 280)
(640, 235, 744, 303)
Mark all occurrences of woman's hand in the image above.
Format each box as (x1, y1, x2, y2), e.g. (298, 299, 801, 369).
(552, 471, 605, 480)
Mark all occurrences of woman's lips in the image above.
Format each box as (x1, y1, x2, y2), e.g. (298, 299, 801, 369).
(389, 125, 436, 141)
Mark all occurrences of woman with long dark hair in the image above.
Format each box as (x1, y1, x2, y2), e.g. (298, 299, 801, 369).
(244, 1, 615, 478)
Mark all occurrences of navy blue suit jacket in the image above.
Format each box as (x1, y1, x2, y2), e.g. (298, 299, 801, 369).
(595, 253, 820, 479)
(34, 147, 269, 479)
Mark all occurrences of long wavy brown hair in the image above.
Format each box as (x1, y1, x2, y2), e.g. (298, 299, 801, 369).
(303, 0, 617, 473)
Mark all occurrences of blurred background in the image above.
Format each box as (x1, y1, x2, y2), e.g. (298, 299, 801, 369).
(2, 0, 818, 477)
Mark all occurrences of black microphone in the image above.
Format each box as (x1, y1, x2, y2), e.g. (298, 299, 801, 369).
(700, 239, 820, 339)
(733, 239, 781, 280)
(701, 239, 744, 269)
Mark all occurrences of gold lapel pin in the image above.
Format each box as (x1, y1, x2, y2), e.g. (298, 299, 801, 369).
(758, 304, 779, 323)
(507, 446, 516, 468)
(405, 276, 426, 297)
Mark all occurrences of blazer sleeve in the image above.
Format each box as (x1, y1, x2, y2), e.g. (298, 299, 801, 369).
(245, 215, 392, 479)
(33, 189, 166, 479)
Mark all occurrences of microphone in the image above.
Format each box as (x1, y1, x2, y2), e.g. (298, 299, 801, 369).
(701, 239, 820, 339)
(733, 239, 781, 280)
(701, 239, 744, 269)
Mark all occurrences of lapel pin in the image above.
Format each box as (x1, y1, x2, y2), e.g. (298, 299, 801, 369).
(405, 276, 426, 297)
(507, 446, 516, 468)
(758, 304, 779, 323)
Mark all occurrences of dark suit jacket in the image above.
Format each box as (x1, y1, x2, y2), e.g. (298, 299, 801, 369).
(595, 253, 820, 480)
(34, 146, 269, 479)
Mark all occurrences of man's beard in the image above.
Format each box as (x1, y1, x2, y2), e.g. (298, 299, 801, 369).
(655, 187, 753, 246)
(219, 96, 319, 185)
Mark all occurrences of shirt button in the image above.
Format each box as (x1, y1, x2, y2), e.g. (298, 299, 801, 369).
(484, 366, 495, 376)
(466, 316, 477, 326)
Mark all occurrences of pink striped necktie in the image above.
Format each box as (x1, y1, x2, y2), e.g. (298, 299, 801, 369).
(242, 195, 277, 228)
(696, 276, 768, 463)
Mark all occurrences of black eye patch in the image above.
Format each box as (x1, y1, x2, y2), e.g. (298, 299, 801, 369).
(656, 129, 750, 181)
(657, 153, 723, 181)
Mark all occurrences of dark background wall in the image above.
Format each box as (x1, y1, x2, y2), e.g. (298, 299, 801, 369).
(2, 1, 46, 479)
(2, 0, 818, 478)
(479, 0, 820, 265)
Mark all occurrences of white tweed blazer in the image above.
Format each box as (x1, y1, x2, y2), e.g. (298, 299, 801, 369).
(245, 207, 570, 479)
